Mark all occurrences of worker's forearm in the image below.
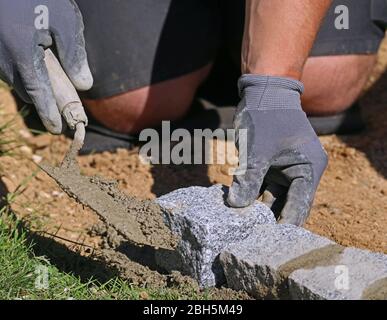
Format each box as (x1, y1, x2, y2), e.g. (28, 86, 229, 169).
(242, 0, 332, 79)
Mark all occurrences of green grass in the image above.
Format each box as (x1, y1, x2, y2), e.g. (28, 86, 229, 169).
(0, 111, 19, 158)
(0, 102, 214, 300)
(0, 80, 9, 90)
(0, 180, 206, 300)
(0, 207, 207, 300)
(0, 103, 205, 300)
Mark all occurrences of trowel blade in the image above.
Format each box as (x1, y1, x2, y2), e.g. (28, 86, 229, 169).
(39, 162, 149, 246)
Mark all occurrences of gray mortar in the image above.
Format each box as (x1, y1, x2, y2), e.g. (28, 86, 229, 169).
(155, 184, 276, 287)
(40, 162, 177, 249)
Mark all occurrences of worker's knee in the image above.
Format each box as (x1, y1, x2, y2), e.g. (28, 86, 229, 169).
(84, 64, 212, 134)
(301, 55, 377, 116)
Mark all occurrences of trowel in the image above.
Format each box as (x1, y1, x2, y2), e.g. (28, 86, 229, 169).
(39, 49, 148, 246)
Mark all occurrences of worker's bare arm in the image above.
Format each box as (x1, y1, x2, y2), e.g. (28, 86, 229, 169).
(228, 0, 332, 225)
(242, 0, 332, 79)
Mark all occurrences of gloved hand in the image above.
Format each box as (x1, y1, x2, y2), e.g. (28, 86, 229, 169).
(227, 75, 328, 226)
(0, 0, 93, 134)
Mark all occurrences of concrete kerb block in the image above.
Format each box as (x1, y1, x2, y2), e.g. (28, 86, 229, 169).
(220, 224, 387, 300)
(155, 184, 276, 288)
(288, 247, 387, 300)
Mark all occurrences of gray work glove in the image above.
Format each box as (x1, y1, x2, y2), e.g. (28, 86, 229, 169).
(0, 0, 93, 134)
(228, 75, 328, 226)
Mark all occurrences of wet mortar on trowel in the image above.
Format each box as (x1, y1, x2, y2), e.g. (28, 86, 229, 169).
(40, 149, 178, 250)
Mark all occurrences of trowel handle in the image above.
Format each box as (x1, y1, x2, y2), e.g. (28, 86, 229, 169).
(44, 48, 88, 130)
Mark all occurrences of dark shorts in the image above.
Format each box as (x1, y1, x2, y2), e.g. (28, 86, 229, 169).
(75, 0, 387, 99)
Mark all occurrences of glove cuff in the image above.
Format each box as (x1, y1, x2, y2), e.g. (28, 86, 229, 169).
(238, 74, 305, 111)
(238, 74, 304, 95)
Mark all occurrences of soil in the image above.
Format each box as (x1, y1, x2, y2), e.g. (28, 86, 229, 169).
(0, 40, 386, 299)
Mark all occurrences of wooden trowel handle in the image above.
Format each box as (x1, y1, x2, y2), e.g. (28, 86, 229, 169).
(44, 48, 88, 130)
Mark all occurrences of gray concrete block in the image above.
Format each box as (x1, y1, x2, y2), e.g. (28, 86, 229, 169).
(155, 184, 276, 287)
(220, 224, 332, 299)
(288, 247, 387, 300)
(220, 224, 387, 300)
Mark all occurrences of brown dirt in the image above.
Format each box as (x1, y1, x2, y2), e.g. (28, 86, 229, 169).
(0, 40, 386, 298)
